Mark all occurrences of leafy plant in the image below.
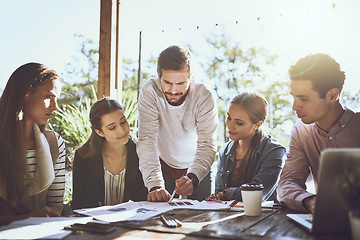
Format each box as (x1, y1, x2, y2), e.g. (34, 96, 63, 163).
(335, 169, 360, 211)
(122, 90, 139, 138)
(56, 101, 92, 146)
(197, 32, 292, 146)
(48, 85, 97, 169)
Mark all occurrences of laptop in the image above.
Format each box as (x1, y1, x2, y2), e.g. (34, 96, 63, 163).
(287, 148, 360, 234)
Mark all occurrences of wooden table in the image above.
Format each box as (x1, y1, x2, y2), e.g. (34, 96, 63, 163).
(64, 207, 352, 240)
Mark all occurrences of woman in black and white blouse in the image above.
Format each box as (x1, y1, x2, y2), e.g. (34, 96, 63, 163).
(72, 97, 147, 210)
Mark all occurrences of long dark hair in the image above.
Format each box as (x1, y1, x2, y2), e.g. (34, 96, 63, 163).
(0, 62, 61, 207)
(76, 97, 124, 159)
(230, 92, 268, 184)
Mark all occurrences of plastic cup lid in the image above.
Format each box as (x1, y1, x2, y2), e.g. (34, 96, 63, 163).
(240, 183, 264, 191)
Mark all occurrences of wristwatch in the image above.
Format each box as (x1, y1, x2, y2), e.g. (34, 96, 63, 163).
(187, 173, 199, 189)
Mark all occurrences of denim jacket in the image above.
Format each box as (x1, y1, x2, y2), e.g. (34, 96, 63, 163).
(215, 133, 286, 201)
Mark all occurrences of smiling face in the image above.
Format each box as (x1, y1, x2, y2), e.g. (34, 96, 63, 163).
(290, 79, 331, 124)
(23, 78, 61, 126)
(95, 109, 130, 145)
(226, 103, 261, 142)
(160, 68, 191, 106)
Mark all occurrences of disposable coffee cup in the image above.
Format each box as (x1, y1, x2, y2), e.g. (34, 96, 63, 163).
(240, 183, 264, 216)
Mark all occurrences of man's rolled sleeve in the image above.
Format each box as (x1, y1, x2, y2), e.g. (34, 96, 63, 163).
(277, 126, 314, 212)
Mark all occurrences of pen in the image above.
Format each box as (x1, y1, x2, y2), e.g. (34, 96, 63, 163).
(210, 200, 227, 204)
(168, 186, 178, 202)
(227, 199, 240, 211)
(173, 218, 183, 227)
(261, 206, 281, 209)
(233, 204, 243, 208)
(160, 214, 176, 228)
(160, 214, 182, 228)
(168, 174, 184, 202)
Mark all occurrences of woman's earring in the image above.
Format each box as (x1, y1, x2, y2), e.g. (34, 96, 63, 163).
(17, 110, 24, 121)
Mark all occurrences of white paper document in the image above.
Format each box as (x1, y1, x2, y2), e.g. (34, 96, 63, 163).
(0, 216, 92, 239)
(74, 199, 236, 222)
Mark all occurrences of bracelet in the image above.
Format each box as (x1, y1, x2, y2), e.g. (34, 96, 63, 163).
(187, 173, 199, 190)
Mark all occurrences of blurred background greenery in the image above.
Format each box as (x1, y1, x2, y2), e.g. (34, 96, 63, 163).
(47, 33, 359, 204)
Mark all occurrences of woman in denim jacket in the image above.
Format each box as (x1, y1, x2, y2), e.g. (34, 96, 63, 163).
(207, 92, 286, 201)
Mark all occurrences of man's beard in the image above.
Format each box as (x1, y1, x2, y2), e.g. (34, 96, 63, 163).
(165, 91, 189, 106)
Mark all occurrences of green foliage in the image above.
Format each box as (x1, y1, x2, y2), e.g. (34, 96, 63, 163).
(49, 87, 97, 167)
(122, 55, 157, 94)
(122, 90, 139, 138)
(50, 34, 152, 167)
(342, 90, 360, 111)
(53, 99, 93, 146)
(55, 32, 297, 158)
(59, 82, 98, 108)
(52, 30, 360, 206)
(63, 171, 73, 205)
(197, 33, 293, 146)
(336, 170, 360, 210)
(58, 34, 99, 108)
(65, 34, 99, 84)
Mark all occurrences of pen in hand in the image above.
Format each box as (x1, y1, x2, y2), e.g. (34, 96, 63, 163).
(168, 174, 184, 202)
(168, 186, 177, 202)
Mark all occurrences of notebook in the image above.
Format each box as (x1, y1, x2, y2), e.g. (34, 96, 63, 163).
(287, 148, 360, 234)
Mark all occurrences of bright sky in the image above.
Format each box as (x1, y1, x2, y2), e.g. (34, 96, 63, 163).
(1, 0, 360, 96)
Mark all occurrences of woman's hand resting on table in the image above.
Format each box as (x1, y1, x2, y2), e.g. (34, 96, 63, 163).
(206, 187, 237, 201)
(27, 206, 61, 218)
(206, 192, 225, 201)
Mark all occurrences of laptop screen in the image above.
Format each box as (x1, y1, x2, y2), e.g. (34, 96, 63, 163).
(312, 148, 360, 233)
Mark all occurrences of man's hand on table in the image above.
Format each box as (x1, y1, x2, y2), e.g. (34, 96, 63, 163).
(147, 173, 198, 201)
(147, 187, 171, 202)
(303, 195, 316, 214)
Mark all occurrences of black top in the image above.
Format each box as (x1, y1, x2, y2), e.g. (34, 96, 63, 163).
(71, 139, 147, 210)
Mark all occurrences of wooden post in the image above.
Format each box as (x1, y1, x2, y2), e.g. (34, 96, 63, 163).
(137, 31, 142, 99)
(98, 0, 122, 101)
